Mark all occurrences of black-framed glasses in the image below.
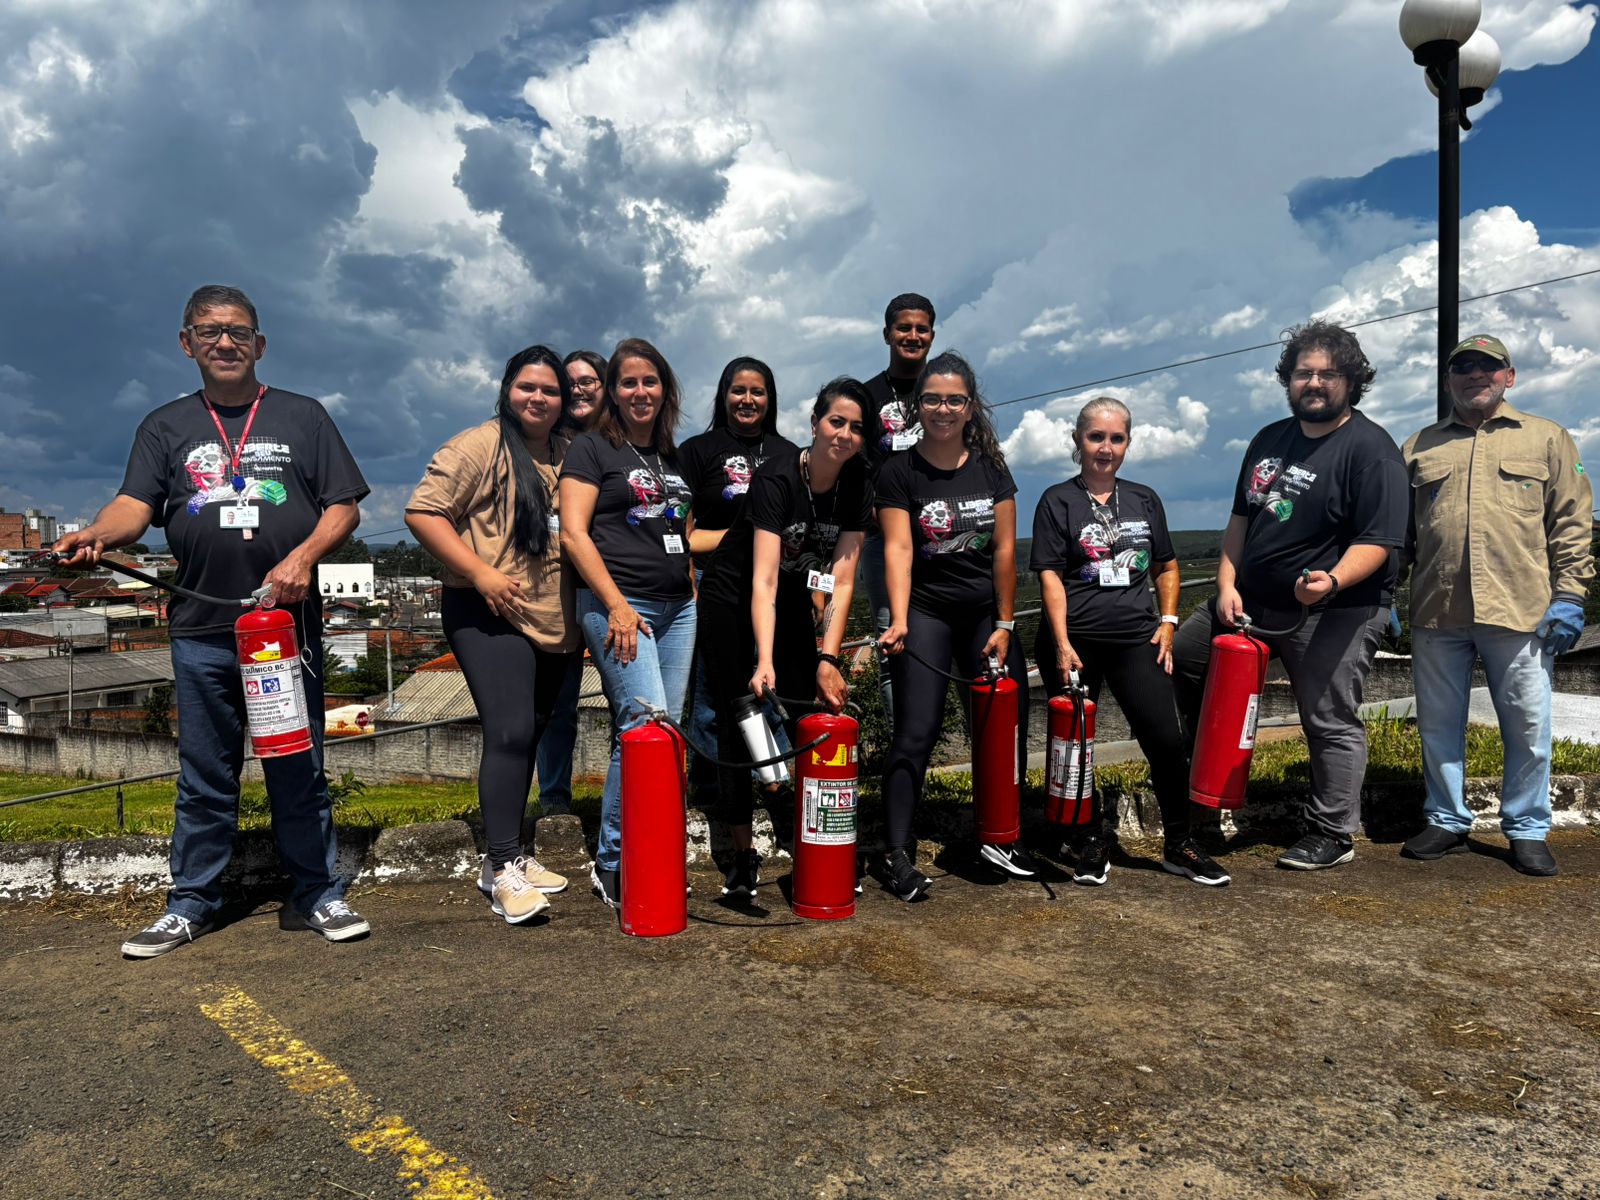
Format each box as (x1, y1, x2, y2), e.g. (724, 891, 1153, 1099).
(569, 377, 602, 392)
(918, 393, 970, 411)
(1289, 369, 1344, 385)
(186, 324, 257, 345)
(1448, 357, 1504, 375)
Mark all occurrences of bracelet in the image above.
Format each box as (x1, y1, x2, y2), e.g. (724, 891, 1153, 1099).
(994, 619, 1015, 632)
(1159, 614, 1179, 625)
(1327, 573, 1340, 597)
(817, 652, 844, 670)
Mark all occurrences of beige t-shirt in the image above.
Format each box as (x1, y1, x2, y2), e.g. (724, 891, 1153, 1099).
(406, 420, 578, 653)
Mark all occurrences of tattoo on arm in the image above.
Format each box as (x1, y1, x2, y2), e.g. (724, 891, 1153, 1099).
(821, 597, 837, 633)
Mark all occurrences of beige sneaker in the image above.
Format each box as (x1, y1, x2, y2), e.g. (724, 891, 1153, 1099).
(491, 861, 550, 924)
(520, 858, 569, 894)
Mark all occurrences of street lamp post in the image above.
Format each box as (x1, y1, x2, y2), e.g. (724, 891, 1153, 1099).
(1399, 0, 1502, 420)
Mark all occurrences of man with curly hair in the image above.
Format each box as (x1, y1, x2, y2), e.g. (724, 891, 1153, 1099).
(1173, 321, 1408, 869)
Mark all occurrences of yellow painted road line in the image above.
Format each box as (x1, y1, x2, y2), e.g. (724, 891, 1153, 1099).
(199, 987, 497, 1200)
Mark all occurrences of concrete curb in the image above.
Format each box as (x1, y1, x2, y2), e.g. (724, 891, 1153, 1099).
(2, 776, 1596, 901)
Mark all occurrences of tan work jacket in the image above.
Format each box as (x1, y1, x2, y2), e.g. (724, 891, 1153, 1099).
(1402, 401, 1593, 632)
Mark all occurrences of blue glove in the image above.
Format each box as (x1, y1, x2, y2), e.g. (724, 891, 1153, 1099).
(1535, 599, 1585, 655)
(1388, 607, 1403, 643)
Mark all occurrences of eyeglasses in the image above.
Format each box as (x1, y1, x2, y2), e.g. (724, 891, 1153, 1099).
(186, 324, 258, 345)
(918, 394, 970, 411)
(1289, 369, 1345, 385)
(569, 377, 602, 392)
(1448, 357, 1504, 375)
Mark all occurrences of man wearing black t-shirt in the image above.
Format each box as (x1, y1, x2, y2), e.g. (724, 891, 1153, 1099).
(56, 285, 370, 956)
(1172, 321, 1406, 870)
(860, 291, 936, 732)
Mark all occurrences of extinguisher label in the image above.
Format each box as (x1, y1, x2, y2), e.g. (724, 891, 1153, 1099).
(240, 658, 308, 737)
(1046, 738, 1094, 801)
(800, 777, 857, 846)
(1239, 694, 1261, 750)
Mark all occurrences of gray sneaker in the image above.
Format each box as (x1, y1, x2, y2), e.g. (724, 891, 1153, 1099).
(121, 912, 211, 958)
(280, 898, 371, 941)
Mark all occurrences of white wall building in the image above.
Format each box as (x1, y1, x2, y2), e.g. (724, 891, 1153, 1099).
(317, 563, 375, 602)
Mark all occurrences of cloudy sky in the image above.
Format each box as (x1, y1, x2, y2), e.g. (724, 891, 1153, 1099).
(2, 0, 1597, 540)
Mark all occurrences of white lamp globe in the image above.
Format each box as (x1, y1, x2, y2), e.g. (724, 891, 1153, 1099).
(1399, 0, 1481, 51)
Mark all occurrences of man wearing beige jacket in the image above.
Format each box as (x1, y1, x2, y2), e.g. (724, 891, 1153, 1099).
(1401, 335, 1594, 876)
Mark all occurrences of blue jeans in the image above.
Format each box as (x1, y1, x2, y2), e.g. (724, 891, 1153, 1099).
(577, 589, 697, 871)
(860, 530, 895, 732)
(535, 653, 582, 815)
(168, 622, 342, 922)
(1412, 624, 1554, 839)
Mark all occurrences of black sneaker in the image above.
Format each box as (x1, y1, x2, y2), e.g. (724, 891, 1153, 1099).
(590, 864, 621, 910)
(1074, 835, 1111, 886)
(121, 912, 211, 958)
(1277, 833, 1354, 870)
(1161, 838, 1231, 887)
(1508, 838, 1558, 877)
(979, 841, 1039, 878)
(883, 849, 930, 901)
(1401, 824, 1469, 860)
(280, 898, 371, 941)
(721, 850, 762, 897)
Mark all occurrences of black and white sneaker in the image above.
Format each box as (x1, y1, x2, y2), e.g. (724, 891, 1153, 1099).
(121, 912, 211, 958)
(590, 864, 621, 910)
(979, 841, 1039, 878)
(1074, 835, 1111, 886)
(1161, 838, 1231, 887)
(883, 849, 930, 902)
(721, 850, 762, 897)
(1277, 833, 1355, 871)
(280, 898, 371, 941)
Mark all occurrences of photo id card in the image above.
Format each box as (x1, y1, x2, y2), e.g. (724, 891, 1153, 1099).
(1098, 563, 1130, 587)
(807, 570, 836, 594)
(220, 503, 260, 530)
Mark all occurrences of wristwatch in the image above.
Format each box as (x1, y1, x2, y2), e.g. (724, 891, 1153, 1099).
(994, 619, 1015, 631)
(1159, 614, 1179, 625)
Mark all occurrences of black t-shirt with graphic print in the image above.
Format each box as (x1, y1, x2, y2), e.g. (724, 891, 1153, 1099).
(1230, 410, 1407, 620)
(875, 448, 1017, 614)
(1029, 478, 1176, 644)
(561, 431, 693, 601)
(865, 370, 921, 461)
(678, 426, 798, 569)
(117, 388, 368, 637)
(697, 449, 871, 616)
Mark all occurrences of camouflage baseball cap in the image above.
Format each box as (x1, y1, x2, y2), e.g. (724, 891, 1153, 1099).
(1447, 335, 1511, 367)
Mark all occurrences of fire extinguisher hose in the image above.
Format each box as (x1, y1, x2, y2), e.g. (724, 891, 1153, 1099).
(50, 553, 264, 608)
(630, 697, 833, 771)
(897, 645, 1002, 688)
(1233, 604, 1309, 639)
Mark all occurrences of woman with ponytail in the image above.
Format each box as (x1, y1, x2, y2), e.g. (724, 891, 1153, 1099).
(406, 344, 579, 925)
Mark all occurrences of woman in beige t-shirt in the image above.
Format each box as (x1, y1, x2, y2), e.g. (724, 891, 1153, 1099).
(406, 344, 579, 925)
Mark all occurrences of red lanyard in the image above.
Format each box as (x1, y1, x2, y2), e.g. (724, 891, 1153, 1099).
(203, 385, 267, 492)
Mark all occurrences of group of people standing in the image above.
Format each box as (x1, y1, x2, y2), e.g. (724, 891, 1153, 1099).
(57, 283, 1593, 958)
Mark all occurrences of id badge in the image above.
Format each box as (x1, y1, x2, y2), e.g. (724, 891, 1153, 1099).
(890, 431, 919, 451)
(663, 533, 685, 555)
(221, 503, 260, 530)
(1098, 563, 1130, 587)
(807, 569, 836, 594)
(546, 513, 561, 534)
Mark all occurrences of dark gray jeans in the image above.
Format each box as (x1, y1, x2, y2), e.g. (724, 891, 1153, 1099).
(1172, 599, 1389, 839)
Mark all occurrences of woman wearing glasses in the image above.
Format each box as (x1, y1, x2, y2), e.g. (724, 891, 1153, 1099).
(1030, 396, 1229, 888)
(405, 344, 578, 924)
(695, 378, 877, 895)
(679, 358, 797, 822)
(876, 351, 1032, 899)
(562, 350, 607, 431)
(559, 338, 695, 910)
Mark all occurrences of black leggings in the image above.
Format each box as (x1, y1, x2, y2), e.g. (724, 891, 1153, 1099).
(1035, 627, 1191, 842)
(697, 597, 818, 825)
(443, 587, 577, 869)
(883, 605, 1029, 851)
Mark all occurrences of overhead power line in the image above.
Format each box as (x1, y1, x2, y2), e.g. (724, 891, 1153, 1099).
(989, 266, 1600, 410)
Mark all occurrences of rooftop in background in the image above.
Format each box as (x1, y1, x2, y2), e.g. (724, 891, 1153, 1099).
(0, 648, 173, 703)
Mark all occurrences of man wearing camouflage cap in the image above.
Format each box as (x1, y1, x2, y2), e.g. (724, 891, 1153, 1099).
(1400, 335, 1594, 876)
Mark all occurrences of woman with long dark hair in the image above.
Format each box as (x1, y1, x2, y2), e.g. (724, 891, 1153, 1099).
(695, 378, 878, 895)
(405, 344, 578, 924)
(876, 351, 1033, 899)
(679, 357, 798, 816)
(1031, 396, 1228, 887)
(559, 337, 696, 910)
(562, 349, 608, 432)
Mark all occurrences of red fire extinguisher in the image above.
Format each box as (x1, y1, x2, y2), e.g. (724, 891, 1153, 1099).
(620, 719, 688, 937)
(791, 712, 859, 920)
(970, 669, 1021, 846)
(1046, 678, 1096, 826)
(1189, 626, 1272, 809)
(234, 605, 313, 757)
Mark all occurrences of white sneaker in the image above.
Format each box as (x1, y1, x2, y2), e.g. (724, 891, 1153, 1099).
(491, 861, 551, 925)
